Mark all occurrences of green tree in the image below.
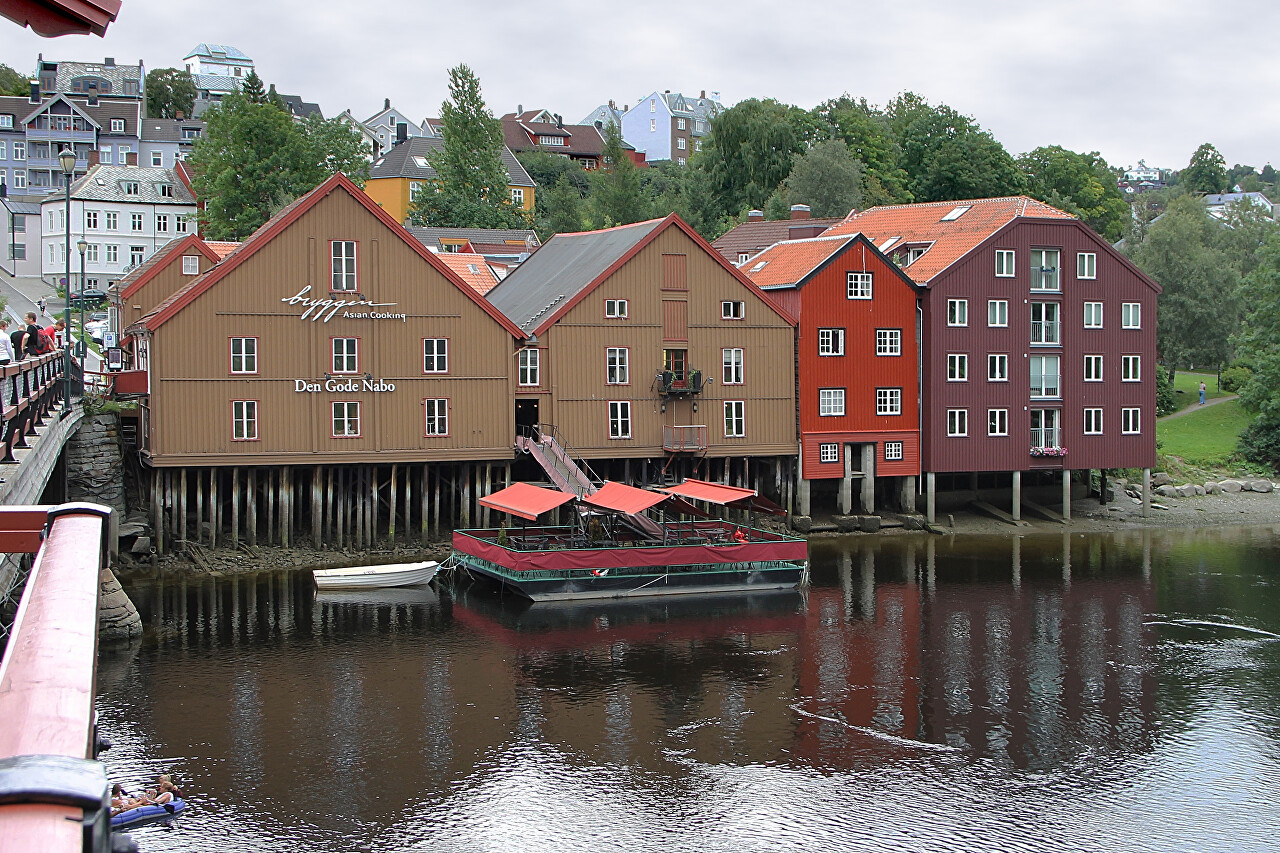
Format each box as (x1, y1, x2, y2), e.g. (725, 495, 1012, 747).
(1219, 196, 1280, 277)
(1126, 195, 1241, 377)
(886, 92, 1022, 202)
(1180, 143, 1228, 194)
(1234, 232, 1280, 466)
(1261, 164, 1276, 184)
(296, 113, 371, 187)
(1018, 146, 1129, 241)
(815, 95, 910, 205)
(588, 122, 647, 227)
(769, 139, 864, 219)
(645, 160, 737, 240)
(702, 98, 809, 215)
(0, 63, 31, 96)
(538, 174, 586, 239)
(145, 68, 196, 119)
(409, 64, 526, 229)
(240, 70, 267, 105)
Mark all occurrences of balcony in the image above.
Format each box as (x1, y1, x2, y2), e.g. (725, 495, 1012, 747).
(1030, 320, 1060, 345)
(658, 368, 703, 396)
(663, 424, 708, 452)
(1029, 430, 1066, 467)
(1030, 374, 1061, 398)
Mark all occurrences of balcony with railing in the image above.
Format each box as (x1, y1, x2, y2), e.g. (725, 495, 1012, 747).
(1030, 426, 1062, 450)
(1030, 373, 1061, 398)
(1031, 319, 1060, 346)
(658, 368, 703, 396)
(663, 424, 708, 452)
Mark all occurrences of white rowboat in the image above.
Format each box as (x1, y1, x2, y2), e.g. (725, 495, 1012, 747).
(312, 560, 439, 590)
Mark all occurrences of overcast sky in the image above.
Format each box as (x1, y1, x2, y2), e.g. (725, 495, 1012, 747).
(2, 0, 1274, 171)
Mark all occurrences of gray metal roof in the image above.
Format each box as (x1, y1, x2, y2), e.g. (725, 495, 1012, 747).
(369, 136, 534, 187)
(407, 227, 539, 251)
(66, 165, 196, 205)
(52, 61, 143, 95)
(486, 219, 664, 332)
(139, 118, 205, 143)
(185, 44, 253, 62)
(193, 74, 242, 93)
(1, 198, 42, 216)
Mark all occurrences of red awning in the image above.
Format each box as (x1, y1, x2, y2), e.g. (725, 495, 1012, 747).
(0, 0, 121, 37)
(583, 481, 668, 515)
(657, 478, 757, 506)
(479, 482, 575, 521)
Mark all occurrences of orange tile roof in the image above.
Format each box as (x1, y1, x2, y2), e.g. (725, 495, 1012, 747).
(737, 235, 858, 288)
(204, 241, 241, 259)
(824, 196, 1076, 285)
(435, 253, 500, 296)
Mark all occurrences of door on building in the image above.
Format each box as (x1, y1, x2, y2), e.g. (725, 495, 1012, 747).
(516, 398, 539, 436)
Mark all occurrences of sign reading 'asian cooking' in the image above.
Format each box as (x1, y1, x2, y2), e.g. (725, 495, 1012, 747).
(282, 286, 408, 322)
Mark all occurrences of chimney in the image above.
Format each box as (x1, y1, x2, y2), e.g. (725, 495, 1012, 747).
(87, 83, 98, 106)
(555, 114, 563, 128)
(700, 90, 706, 98)
(396, 122, 408, 144)
(176, 110, 184, 120)
(87, 150, 99, 168)
(747, 210, 764, 221)
(789, 204, 811, 220)
(105, 57, 115, 67)
(623, 104, 629, 112)
(594, 120, 602, 130)
(29, 80, 40, 104)
(517, 104, 523, 115)
(608, 99, 615, 108)
(384, 97, 391, 111)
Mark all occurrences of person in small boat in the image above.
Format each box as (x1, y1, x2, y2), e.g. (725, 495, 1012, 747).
(111, 784, 154, 815)
(146, 774, 181, 804)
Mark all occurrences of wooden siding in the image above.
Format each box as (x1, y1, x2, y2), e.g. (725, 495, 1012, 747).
(146, 186, 519, 466)
(539, 225, 796, 458)
(124, 249, 217, 325)
(802, 431, 919, 479)
(921, 219, 1158, 473)
(662, 299, 687, 341)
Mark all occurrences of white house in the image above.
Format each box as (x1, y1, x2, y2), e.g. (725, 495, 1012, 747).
(40, 164, 197, 290)
(619, 90, 722, 164)
(1203, 191, 1274, 221)
(363, 99, 424, 156)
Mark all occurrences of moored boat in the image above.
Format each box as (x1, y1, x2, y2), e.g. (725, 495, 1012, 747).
(111, 798, 187, 828)
(312, 560, 439, 590)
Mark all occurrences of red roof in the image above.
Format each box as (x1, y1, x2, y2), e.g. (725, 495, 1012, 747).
(434, 253, 500, 296)
(479, 482, 575, 521)
(738, 235, 859, 288)
(204, 241, 241, 259)
(657, 479, 756, 506)
(583, 481, 668, 514)
(118, 234, 220, 301)
(823, 196, 1076, 285)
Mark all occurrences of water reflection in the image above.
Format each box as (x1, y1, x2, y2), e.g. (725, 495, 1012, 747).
(100, 526, 1280, 852)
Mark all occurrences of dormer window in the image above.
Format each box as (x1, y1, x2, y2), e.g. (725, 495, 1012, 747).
(110, 118, 125, 133)
(537, 136, 565, 146)
(122, 181, 139, 195)
(158, 184, 174, 197)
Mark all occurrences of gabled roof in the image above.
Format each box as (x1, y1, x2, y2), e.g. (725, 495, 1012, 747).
(368, 136, 534, 187)
(117, 234, 219, 300)
(711, 215, 844, 263)
(185, 43, 252, 62)
(139, 118, 205, 143)
(134, 173, 526, 338)
(739, 232, 922, 294)
(487, 214, 797, 336)
(434, 253, 501, 296)
(22, 93, 98, 129)
(500, 113, 621, 157)
(278, 94, 322, 119)
(62, 165, 196, 204)
(406, 226, 539, 252)
(823, 196, 1077, 285)
(51, 59, 141, 94)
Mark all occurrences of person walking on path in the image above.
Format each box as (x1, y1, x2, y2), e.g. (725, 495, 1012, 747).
(1199, 381, 1207, 405)
(37, 298, 46, 317)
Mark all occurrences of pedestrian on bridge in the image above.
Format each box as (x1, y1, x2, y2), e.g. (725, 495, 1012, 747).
(0, 319, 14, 365)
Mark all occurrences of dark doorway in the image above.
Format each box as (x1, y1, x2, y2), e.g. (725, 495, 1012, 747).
(516, 398, 539, 432)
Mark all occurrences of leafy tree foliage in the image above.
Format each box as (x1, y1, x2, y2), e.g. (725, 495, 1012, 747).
(1155, 365, 1176, 416)
(702, 99, 810, 215)
(296, 113, 371, 187)
(145, 68, 196, 119)
(409, 65, 527, 229)
(1233, 233, 1280, 468)
(240, 70, 267, 105)
(0, 63, 31, 96)
(1180, 143, 1228, 194)
(1262, 164, 1276, 184)
(588, 123, 647, 227)
(1018, 146, 1129, 241)
(815, 95, 910, 205)
(768, 139, 864, 219)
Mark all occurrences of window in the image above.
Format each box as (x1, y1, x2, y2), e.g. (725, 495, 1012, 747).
(1084, 408, 1103, 435)
(1030, 355, 1061, 398)
(676, 138, 687, 150)
(110, 118, 125, 133)
(1122, 302, 1141, 329)
(105, 245, 118, 263)
(518, 347, 539, 386)
(1122, 355, 1141, 382)
(12, 172, 23, 189)
(130, 212, 143, 231)
(988, 299, 1008, 327)
(721, 300, 744, 319)
(0, 142, 6, 159)
(424, 399, 449, 436)
(650, 99, 656, 112)
(819, 443, 839, 463)
(155, 214, 168, 233)
(332, 241, 357, 291)
(105, 212, 117, 230)
(130, 246, 144, 266)
(941, 205, 971, 221)
(511, 187, 524, 206)
(332, 402, 361, 437)
(423, 338, 448, 373)
(847, 271, 873, 299)
(100, 145, 113, 164)
(1084, 355, 1103, 382)
(13, 142, 24, 160)
(995, 249, 1015, 277)
(988, 408, 1008, 436)
(10, 243, 24, 260)
(605, 299, 628, 318)
(1083, 302, 1104, 329)
(609, 401, 631, 438)
(1030, 249, 1060, 291)
(876, 329, 901, 356)
(607, 347, 629, 384)
(1122, 407, 1141, 434)
(877, 388, 902, 415)
(232, 401, 257, 441)
(158, 184, 173, 198)
(230, 337, 257, 373)
(86, 244, 98, 262)
(1031, 409, 1060, 448)
(85, 210, 98, 229)
(819, 388, 845, 416)
(947, 353, 968, 381)
(123, 181, 139, 195)
(175, 216, 187, 233)
(0, 116, 9, 129)
(536, 136, 565, 146)
(947, 409, 968, 437)
(988, 353, 1008, 381)
(724, 401, 745, 437)
(677, 118, 687, 130)
(650, 119, 656, 131)
(947, 299, 968, 326)
(1077, 252, 1097, 279)
(332, 338, 359, 374)
(151, 150, 162, 167)
(722, 347, 743, 384)
(818, 328, 845, 356)
(1030, 302, 1060, 345)
(737, 252, 751, 264)
(182, 255, 199, 275)
(885, 441, 904, 461)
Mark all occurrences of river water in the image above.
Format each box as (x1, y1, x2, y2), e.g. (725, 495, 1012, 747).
(98, 527, 1280, 852)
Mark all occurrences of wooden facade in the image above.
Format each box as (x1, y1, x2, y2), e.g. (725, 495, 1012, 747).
(115, 233, 222, 327)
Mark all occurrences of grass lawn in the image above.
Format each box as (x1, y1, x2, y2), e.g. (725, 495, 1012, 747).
(1157, 398, 1252, 469)
(1167, 369, 1230, 415)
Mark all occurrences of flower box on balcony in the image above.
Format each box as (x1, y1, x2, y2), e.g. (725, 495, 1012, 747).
(1029, 446, 1068, 457)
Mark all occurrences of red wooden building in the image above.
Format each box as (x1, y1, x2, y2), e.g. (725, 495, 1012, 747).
(825, 197, 1161, 520)
(741, 234, 921, 516)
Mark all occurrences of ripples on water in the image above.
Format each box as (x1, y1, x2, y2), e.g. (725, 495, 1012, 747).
(97, 527, 1280, 852)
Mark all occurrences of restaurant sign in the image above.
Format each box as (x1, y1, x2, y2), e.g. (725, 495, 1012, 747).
(282, 286, 408, 322)
(295, 378, 397, 393)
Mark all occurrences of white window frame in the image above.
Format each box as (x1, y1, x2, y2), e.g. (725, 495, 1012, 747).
(1084, 301, 1104, 329)
(818, 328, 845, 356)
(722, 347, 743, 385)
(518, 347, 539, 386)
(155, 214, 168, 233)
(947, 409, 968, 437)
(105, 244, 118, 263)
(1031, 301, 1060, 345)
(609, 400, 631, 439)
(424, 399, 449, 436)
(332, 337, 359, 374)
(1030, 248, 1061, 291)
(86, 244, 99, 263)
(605, 299, 628, 318)
(151, 150, 162, 167)
(947, 353, 968, 381)
(130, 212, 143, 232)
(721, 300, 745, 320)
(182, 255, 199, 275)
(1030, 355, 1061, 398)
(1122, 355, 1141, 382)
(331, 240, 357, 291)
(232, 400, 257, 441)
(876, 328, 901, 356)
(885, 441, 904, 461)
(511, 187, 524, 206)
(847, 271, 873, 299)
(1084, 408, 1103, 435)
(110, 118, 125, 133)
(987, 299, 1008, 327)
(995, 249, 1015, 277)
(877, 387, 902, 416)
(819, 443, 839, 463)
(105, 211, 117, 230)
(423, 338, 448, 373)
(819, 388, 846, 417)
(723, 400, 745, 438)
(947, 299, 968, 326)
(606, 347, 629, 385)
(988, 353, 1008, 382)
(1122, 302, 1141, 329)
(85, 210, 98, 229)
(1122, 407, 1141, 435)
(1077, 252, 1097, 280)
(230, 337, 257, 374)
(988, 408, 1008, 437)
(1083, 354, 1102, 382)
(332, 401, 361, 438)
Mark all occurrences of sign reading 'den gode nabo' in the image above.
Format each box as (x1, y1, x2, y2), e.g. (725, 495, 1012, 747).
(296, 378, 396, 393)
(282, 286, 408, 322)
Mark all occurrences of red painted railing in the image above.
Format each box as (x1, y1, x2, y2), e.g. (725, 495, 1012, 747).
(0, 352, 66, 465)
(0, 504, 117, 853)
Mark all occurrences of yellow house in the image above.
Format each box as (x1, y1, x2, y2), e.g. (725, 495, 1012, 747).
(363, 136, 536, 224)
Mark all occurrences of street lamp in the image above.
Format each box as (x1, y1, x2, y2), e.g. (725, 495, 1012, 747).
(76, 238, 87, 361)
(58, 146, 75, 411)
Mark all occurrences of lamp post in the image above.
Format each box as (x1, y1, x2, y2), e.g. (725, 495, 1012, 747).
(76, 238, 87, 361)
(58, 147, 76, 411)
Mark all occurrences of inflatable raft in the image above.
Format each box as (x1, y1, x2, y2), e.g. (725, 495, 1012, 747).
(111, 798, 186, 828)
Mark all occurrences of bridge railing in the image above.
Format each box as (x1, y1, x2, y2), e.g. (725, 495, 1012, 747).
(0, 352, 67, 465)
(0, 503, 119, 853)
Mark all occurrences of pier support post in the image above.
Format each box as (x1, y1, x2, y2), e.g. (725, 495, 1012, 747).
(796, 476, 811, 517)
(925, 471, 935, 524)
(389, 463, 398, 544)
(900, 475, 916, 513)
(1012, 470, 1022, 522)
(312, 467, 322, 548)
(1142, 467, 1151, 517)
(247, 468, 258, 547)
(231, 467, 240, 545)
(838, 448, 852, 515)
(1062, 470, 1072, 522)
(211, 468, 219, 549)
(860, 444, 875, 514)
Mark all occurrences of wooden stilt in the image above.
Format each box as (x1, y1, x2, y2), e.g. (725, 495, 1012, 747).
(266, 469, 276, 546)
(461, 464, 471, 527)
(369, 465, 377, 547)
(433, 465, 441, 539)
(312, 467, 323, 547)
(421, 464, 429, 543)
(282, 469, 291, 548)
(151, 469, 163, 554)
(247, 468, 258, 547)
(388, 463, 398, 545)
(336, 468, 344, 549)
(483, 463, 491, 527)
(211, 468, 219, 549)
(179, 468, 187, 546)
(194, 469, 204, 545)
(231, 467, 240, 545)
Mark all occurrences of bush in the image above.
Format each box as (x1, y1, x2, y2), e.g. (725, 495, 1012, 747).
(1155, 365, 1176, 416)
(1221, 365, 1252, 393)
(1238, 416, 1280, 470)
